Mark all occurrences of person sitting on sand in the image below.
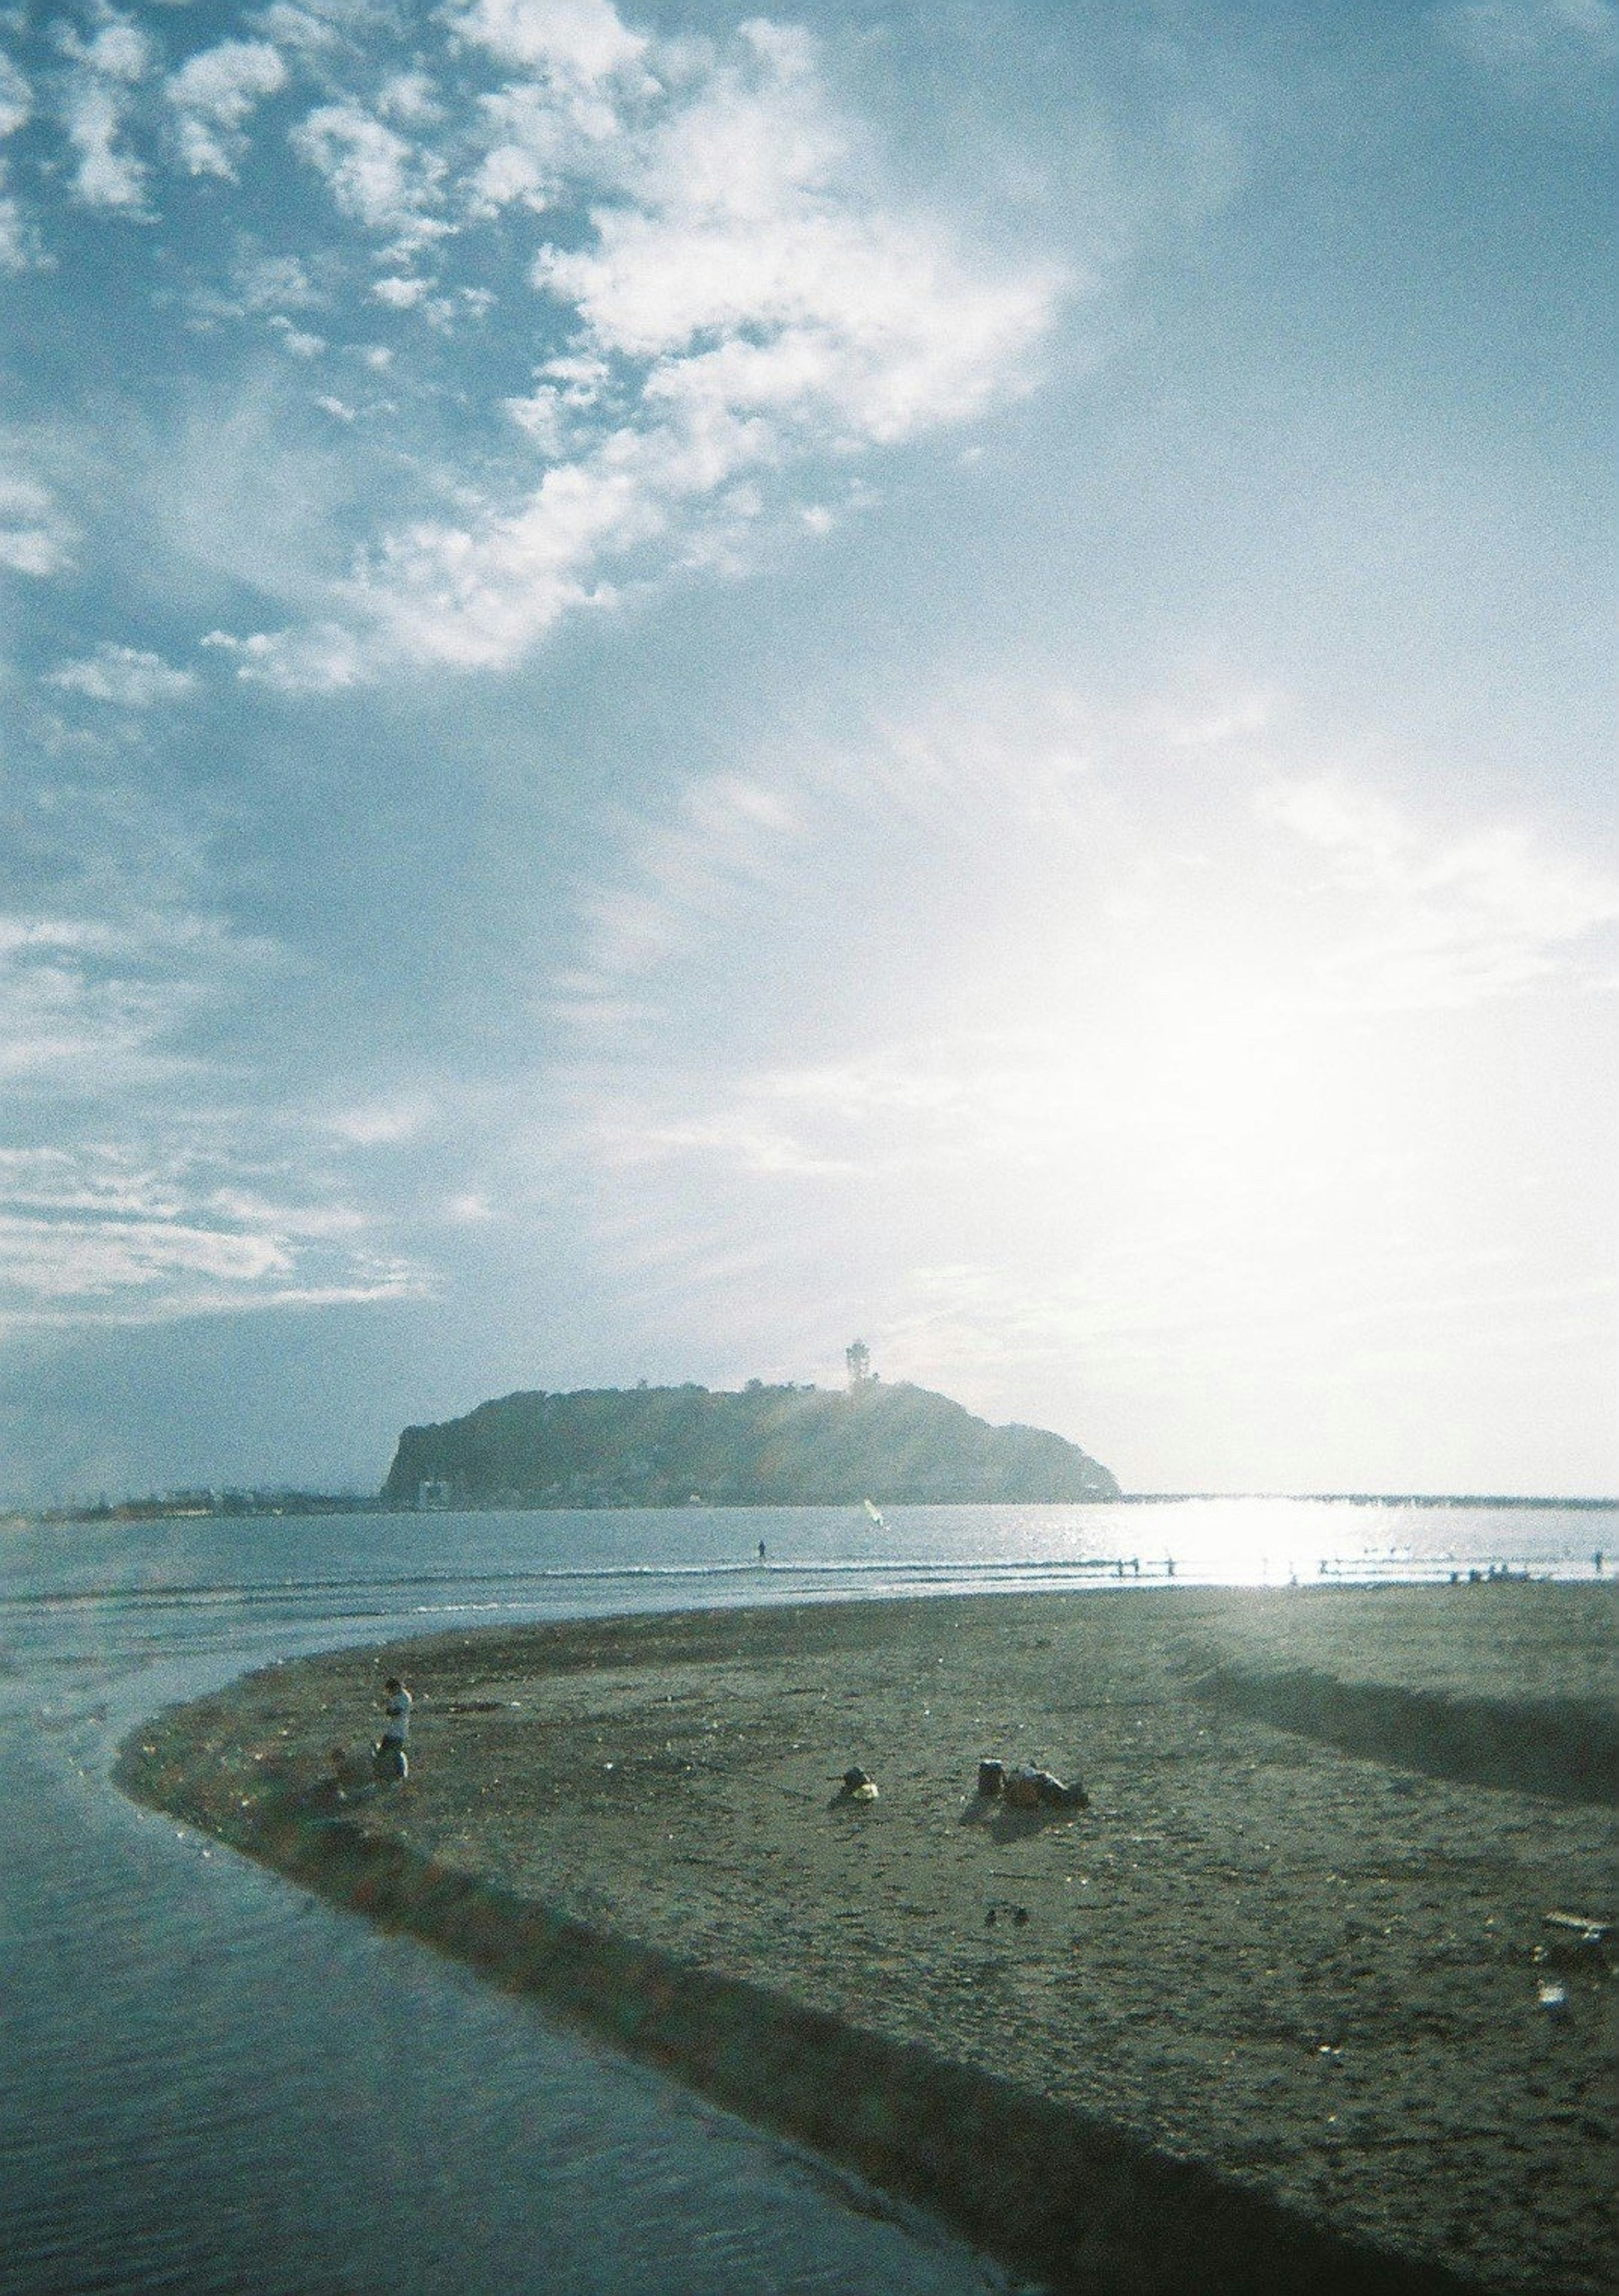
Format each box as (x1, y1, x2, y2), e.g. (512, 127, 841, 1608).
(374, 1676, 411, 1783)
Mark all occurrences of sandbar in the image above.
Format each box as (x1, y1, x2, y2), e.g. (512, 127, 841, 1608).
(118, 1585, 1616, 2295)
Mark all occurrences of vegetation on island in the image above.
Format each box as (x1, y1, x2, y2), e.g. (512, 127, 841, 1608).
(382, 1376, 1120, 1510)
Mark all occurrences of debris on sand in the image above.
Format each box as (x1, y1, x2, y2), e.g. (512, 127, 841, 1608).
(1542, 1910, 1611, 1944)
(1536, 1911, 1614, 1975)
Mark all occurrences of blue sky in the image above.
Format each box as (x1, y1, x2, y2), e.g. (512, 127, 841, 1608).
(0, 0, 1614, 1502)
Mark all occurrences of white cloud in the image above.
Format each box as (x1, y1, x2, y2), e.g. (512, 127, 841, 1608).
(552, 678, 1105, 1035)
(468, 90, 567, 215)
(0, 1206, 293, 1301)
(0, 902, 429, 1327)
(202, 620, 363, 692)
(249, 5, 344, 59)
(452, 0, 648, 84)
(376, 70, 440, 125)
(57, 14, 154, 212)
(0, 900, 274, 1070)
(528, 30, 1060, 444)
(167, 37, 287, 180)
(189, 251, 327, 328)
(460, 3, 647, 184)
(47, 642, 196, 707)
(0, 194, 28, 272)
(269, 312, 324, 355)
(0, 470, 75, 578)
(0, 910, 235, 1098)
(67, 20, 152, 83)
(1260, 775, 1619, 1007)
(63, 78, 148, 210)
(550, 697, 1619, 1204)
(0, 52, 32, 268)
(0, 1143, 425, 1325)
(292, 98, 446, 246)
(371, 271, 431, 306)
(323, 1096, 433, 1146)
(232, 19, 1062, 679)
(18, 5, 1065, 684)
(0, 52, 29, 143)
(237, 250, 321, 308)
(344, 441, 668, 669)
(575, 770, 805, 989)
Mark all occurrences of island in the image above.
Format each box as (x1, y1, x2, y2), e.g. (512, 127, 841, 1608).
(382, 1376, 1121, 1509)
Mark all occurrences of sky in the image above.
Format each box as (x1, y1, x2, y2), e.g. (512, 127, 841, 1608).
(0, 0, 1614, 1504)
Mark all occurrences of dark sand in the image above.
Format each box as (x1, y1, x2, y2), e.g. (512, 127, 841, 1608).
(119, 1585, 1616, 2295)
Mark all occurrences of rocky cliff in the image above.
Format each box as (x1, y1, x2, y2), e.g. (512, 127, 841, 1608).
(382, 1380, 1119, 1508)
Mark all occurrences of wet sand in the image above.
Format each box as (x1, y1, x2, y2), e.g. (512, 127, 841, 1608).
(119, 1584, 1616, 2295)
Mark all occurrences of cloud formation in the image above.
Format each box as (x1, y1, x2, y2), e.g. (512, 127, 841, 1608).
(0, 468, 75, 578)
(47, 643, 197, 707)
(56, 12, 153, 212)
(167, 37, 286, 180)
(0, 1140, 423, 1328)
(1260, 776, 1619, 1007)
(0, 51, 35, 269)
(455, 0, 650, 82)
(292, 98, 449, 246)
(0, 899, 425, 1330)
(288, 110, 1056, 676)
(6, 2, 1059, 687)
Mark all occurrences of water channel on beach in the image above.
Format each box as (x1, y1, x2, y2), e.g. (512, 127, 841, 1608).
(2, 1499, 1607, 2295)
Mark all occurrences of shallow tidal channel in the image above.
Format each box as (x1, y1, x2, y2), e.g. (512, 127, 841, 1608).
(0, 1523, 1037, 2296)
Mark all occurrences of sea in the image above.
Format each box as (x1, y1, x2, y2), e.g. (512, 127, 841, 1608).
(1, 1497, 1610, 2296)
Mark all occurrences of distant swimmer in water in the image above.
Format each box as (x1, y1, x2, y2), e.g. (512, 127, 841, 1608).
(758, 1539, 767, 1564)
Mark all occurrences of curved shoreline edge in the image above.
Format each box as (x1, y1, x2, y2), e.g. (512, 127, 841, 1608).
(117, 1756, 1487, 2296)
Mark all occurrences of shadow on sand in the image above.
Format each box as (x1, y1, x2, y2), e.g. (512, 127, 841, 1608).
(1195, 1667, 1619, 1807)
(957, 1794, 1082, 1844)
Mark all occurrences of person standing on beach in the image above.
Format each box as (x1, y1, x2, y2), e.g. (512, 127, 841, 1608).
(375, 1675, 411, 1782)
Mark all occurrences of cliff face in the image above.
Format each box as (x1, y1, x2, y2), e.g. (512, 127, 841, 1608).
(382, 1381, 1119, 1508)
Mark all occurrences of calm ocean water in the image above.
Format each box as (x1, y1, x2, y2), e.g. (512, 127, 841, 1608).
(1, 1499, 1609, 2295)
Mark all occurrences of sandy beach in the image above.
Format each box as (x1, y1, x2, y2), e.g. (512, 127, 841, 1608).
(118, 1584, 1616, 2295)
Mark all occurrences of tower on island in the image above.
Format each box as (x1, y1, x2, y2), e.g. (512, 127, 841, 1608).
(846, 1339, 874, 1391)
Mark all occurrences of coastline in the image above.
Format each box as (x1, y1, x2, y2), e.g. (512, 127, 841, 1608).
(118, 1585, 1616, 2296)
